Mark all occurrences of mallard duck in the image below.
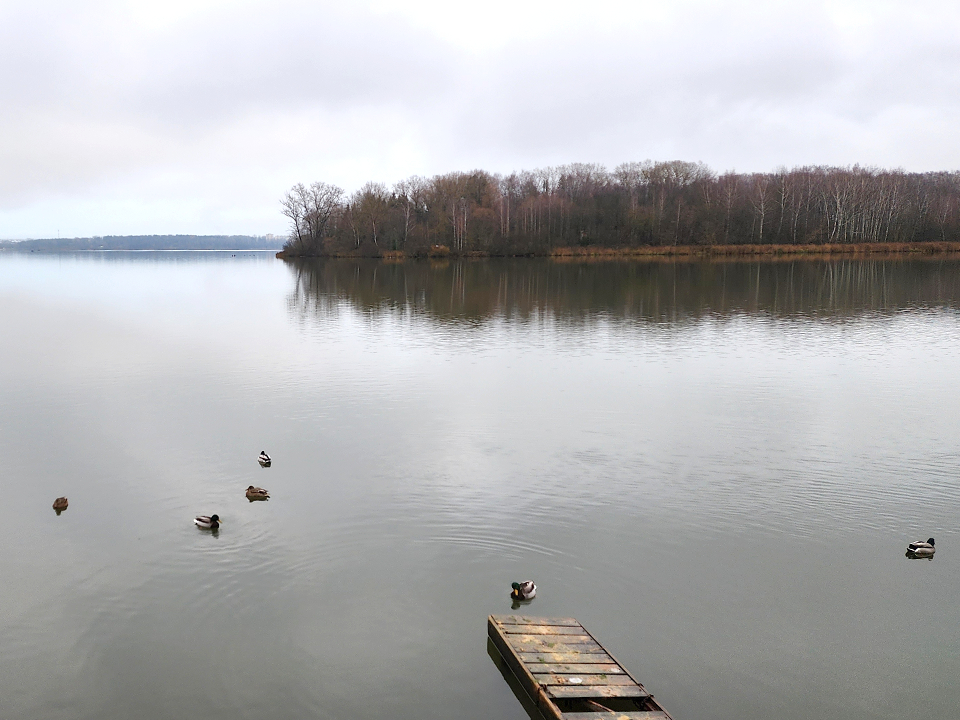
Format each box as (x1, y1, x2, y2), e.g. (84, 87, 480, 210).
(510, 581, 537, 601)
(194, 514, 221, 529)
(907, 537, 935, 556)
(258, 451, 271, 467)
(246, 485, 270, 500)
(52, 497, 68, 513)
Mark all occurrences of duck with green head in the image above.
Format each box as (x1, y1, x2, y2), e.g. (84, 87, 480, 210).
(511, 580, 536, 601)
(195, 514, 221, 529)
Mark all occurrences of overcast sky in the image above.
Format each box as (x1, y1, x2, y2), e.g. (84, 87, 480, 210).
(1, 0, 959, 238)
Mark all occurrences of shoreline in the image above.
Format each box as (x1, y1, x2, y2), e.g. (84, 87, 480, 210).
(277, 240, 960, 261)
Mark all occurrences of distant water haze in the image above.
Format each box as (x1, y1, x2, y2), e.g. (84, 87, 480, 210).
(0, 252, 958, 720)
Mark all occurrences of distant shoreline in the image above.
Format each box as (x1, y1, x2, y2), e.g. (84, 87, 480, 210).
(3, 248, 280, 253)
(277, 241, 960, 261)
(1, 235, 282, 252)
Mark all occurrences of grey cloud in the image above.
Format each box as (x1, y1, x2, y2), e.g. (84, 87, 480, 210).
(2, 3, 456, 128)
(124, 6, 458, 129)
(438, 3, 960, 173)
(1, 0, 959, 235)
(0, 1, 459, 209)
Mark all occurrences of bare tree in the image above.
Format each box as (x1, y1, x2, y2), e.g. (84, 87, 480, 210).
(750, 175, 769, 242)
(394, 176, 427, 248)
(305, 181, 344, 249)
(718, 173, 740, 243)
(349, 182, 390, 248)
(282, 181, 344, 254)
(281, 183, 310, 253)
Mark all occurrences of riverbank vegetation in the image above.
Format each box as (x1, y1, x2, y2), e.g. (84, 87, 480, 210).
(279, 163, 960, 258)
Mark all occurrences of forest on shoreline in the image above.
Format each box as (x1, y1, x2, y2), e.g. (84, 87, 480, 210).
(279, 162, 960, 258)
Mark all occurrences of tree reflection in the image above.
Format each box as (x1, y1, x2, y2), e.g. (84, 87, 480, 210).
(286, 257, 960, 325)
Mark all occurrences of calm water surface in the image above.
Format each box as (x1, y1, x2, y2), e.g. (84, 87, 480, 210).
(1, 252, 959, 720)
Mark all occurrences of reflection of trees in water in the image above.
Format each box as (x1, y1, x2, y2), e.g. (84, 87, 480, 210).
(286, 258, 960, 324)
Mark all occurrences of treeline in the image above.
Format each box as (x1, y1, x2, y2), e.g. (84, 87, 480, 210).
(280, 163, 960, 256)
(2, 235, 283, 252)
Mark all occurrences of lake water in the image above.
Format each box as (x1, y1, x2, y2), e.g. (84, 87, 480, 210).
(1, 252, 959, 720)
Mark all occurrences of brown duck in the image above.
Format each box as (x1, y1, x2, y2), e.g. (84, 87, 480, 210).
(246, 486, 270, 501)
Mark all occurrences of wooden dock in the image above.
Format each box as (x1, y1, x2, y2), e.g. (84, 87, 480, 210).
(488, 615, 673, 720)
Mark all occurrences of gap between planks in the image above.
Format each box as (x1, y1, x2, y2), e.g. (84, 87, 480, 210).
(533, 673, 636, 687)
(524, 663, 623, 675)
(519, 652, 616, 664)
(510, 641, 607, 653)
(502, 626, 591, 635)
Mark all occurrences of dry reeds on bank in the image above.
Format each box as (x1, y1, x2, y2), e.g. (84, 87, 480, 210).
(549, 241, 960, 259)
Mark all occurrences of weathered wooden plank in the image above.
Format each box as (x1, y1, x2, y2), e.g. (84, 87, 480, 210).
(494, 615, 581, 627)
(560, 713, 668, 720)
(526, 663, 623, 675)
(533, 673, 636, 686)
(508, 634, 595, 645)
(510, 640, 607, 653)
(546, 685, 651, 699)
(519, 652, 616, 664)
(502, 625, 591, 636)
